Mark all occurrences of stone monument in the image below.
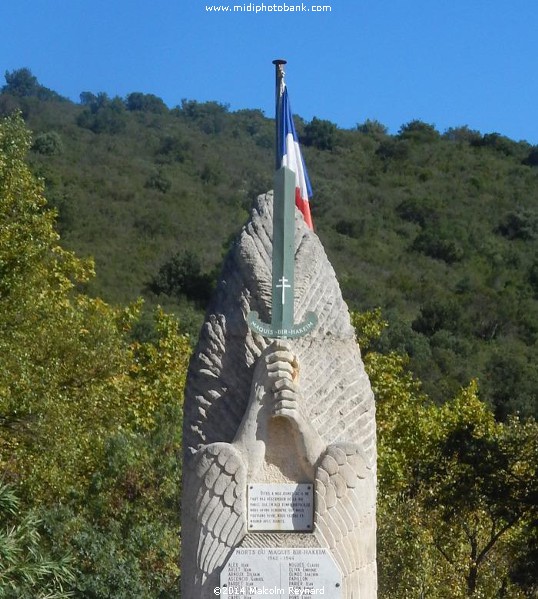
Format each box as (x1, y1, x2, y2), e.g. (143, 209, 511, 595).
(181, 189, 377, 598)
(181, 59, 376, 599)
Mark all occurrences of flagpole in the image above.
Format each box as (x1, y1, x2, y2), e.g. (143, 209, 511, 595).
(246, 60, 317, 339)
(272, 59, 286, 171)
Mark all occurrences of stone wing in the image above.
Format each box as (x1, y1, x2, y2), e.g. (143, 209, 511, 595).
(314, 443, 377, 598)
(181, 442, 247, 597)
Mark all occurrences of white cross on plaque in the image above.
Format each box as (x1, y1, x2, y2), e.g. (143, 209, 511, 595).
(276, 276, 291, 305)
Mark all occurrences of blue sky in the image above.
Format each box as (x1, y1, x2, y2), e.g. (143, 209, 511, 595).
(1, 0, 537, 143)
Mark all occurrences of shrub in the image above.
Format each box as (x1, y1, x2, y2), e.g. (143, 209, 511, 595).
(497, 209, 538, 241)
(0, 484, 75, 598)
(303, 117, 338, 150)
(148, 251, 213, 306)
(77, 93, 127, 134)
(145, 171, 171, 193)
(412, 229, 464, 263)
(125, 92, 167, 114)
(398, 120, 440, 142)
(32, 131, 63, 155)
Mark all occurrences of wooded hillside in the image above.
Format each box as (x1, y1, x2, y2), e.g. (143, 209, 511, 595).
(2, 68, 537, 419)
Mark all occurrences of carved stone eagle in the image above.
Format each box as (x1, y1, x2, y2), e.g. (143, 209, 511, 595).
(182, 192, 377, 598)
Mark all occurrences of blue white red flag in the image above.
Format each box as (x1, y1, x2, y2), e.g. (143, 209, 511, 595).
(277, 81, 314, 230)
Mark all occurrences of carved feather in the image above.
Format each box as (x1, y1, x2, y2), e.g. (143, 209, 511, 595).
(182, 442, 247, 596)
(315, 443, 377, 598)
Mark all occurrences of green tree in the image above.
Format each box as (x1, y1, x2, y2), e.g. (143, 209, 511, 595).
(398, 119, 440, 142)
(10, 72, 538, 420)
(156, 134, 190, 163)
(145, 170, 172, 193)
(443, 126, 482, 144)
(178, 99, 229, 134)
(3, 68, 40, 97)
(1, 111, 127, 493)
(3, 68, 63, 101)
(396, 196, 438, 227)
(148, 250, 214, 306)
(32, 131, 63, 155)
(523, 145, 538, 167)
(126, 92, 167, 114)
(354, 310, 537, 598)
(411, 225, 465, 263)
(303, 116, 338, 150)
(497, 209, 538, 241)
(474, 133, 524, 157)
(1, 113, 191, 595)
(356, 119, 388, 138)
(76, 92, 127, 134)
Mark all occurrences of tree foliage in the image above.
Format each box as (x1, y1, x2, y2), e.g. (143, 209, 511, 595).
(0, 483, 74, 599)
(355, 310, 538, 598)
(2, 68, 64, 102)
(77, 92, 127, 134)
(303, 116, 338, 150)
(0, 113, 191, 595)
(32, 131, 63, 155)
(148, 250, 214, 306)
(398, 119, 440, 142)
(125, 92, 168, 114)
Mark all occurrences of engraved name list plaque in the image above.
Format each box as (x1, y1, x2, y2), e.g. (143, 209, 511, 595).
(221, 547, 342, 598)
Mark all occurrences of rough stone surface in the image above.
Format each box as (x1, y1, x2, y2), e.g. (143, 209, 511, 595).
(182, 192, 377, 598)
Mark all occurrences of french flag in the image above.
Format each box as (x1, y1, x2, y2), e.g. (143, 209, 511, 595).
(277, 83, 314, 230)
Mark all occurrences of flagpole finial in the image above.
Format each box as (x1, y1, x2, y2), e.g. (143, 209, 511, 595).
(272, 60, 287, 169)
(273, 59, 287, 79)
